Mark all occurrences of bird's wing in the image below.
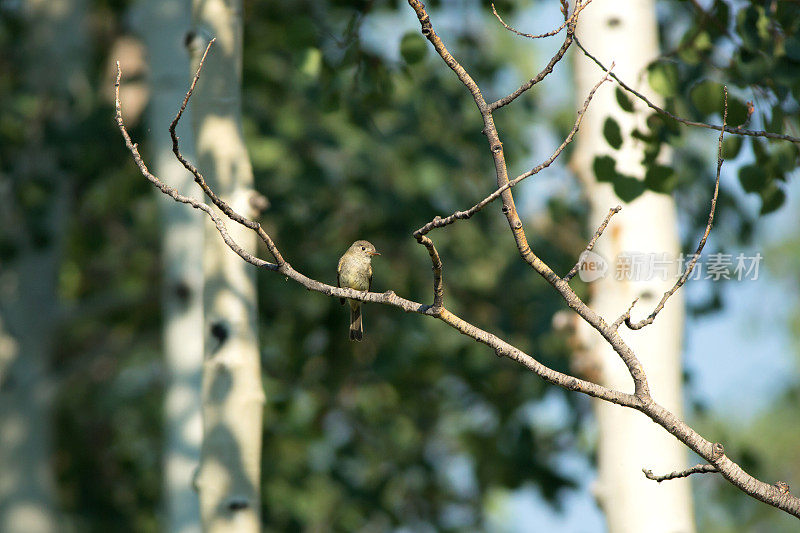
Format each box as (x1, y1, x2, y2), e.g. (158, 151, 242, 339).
(368, 263, 373, 292)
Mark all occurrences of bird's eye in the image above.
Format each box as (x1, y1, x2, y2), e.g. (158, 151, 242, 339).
(361, 246, 366, 251)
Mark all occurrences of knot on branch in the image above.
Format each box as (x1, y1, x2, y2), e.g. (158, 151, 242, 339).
(491, 143, 503, 153)
(711, 442, 725, 461)
(501, 204, 510, 214)
(775, 481, 791, 495)
(418, 15, 432, 35)
(513, 220, 523, 229)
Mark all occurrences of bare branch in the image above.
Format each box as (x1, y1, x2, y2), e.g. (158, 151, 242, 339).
(115, 62, 277, 273)
(416, 66, 612, 238)
(407, 0, 487, 109)
(564, 205, 621, 282)
(409, 0, 650, 398)
(407, 3, 800, 518)
(487, 18, 574, 111)
(116, 57, 636, 424)
(490, 0, 592, 40)
(612, 297, 639, 331)
(574, 37, 800, 144)
(415, 233, 444, 310)
(168, 38, 285, 266)
(643, 464, 719, 482)
(116, 0, 800, 518)
(625, 87, 727, 330)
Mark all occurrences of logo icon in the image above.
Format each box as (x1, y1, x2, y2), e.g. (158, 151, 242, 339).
(578, 250, 608, 282)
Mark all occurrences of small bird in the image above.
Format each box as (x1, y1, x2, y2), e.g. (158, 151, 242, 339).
(337, 240, 380, 341)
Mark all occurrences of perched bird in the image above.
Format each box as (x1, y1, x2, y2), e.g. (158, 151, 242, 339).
(337, 240, 380, 341)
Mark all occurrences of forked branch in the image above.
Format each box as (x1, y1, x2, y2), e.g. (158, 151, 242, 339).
(625, 88, 727, 330)
(643, 464, 719, 482)
(574, 37, 800, 144)
(116, 1, 800, 520)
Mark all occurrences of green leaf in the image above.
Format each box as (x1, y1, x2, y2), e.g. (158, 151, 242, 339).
(592, 156, 645, 202)
(647, 61, 680, 97)
(689, 80, 748, 124)
(726, 99, 749, 126)
(737, 5, 769, 51)
(721, 136, 743, 159)
(593, 155, 617, 182)
(615, 88, 634, 112)
(612, 176, 646, 202)
(644, 164, 675, 193)
(690, 80, 725, 114)
(711, 0, 731, 31)
(772, 143, 799, 172)
(776, 2, 800, 30)
(299, 48, 322, 78)
(400, 32, 428, 64)
(785, 35, 800, 62)
(631, 129, 652, 143)
(603, 117, 623, 150)
(678, 31, 712, 65)
(759, 183, 786, 214)
(738, 164, 764, 193)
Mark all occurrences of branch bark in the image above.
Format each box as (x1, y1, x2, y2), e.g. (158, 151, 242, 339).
(115, 0, 800, 522)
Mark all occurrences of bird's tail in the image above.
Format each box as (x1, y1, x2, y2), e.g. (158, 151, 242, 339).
(349, 302, 363, 341)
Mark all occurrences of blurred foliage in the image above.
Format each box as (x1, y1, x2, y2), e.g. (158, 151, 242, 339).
(691, 195, 800, 533)
(2, 0, 593, 531)
(243, 1, 588, 529)
(692, 385, 800, 533)
(595, 0, 799, 214)
(2, 0, 798, 530)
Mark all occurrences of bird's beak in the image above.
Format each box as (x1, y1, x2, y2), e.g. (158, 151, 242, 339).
(371, 251, 381, 256)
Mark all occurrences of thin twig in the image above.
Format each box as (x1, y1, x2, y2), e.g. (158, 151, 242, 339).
(488, 22, 574, 111)
(564, 205, 621, 282)
(408, 0, 651, 398)
(408, 3, 800, 517)
(115, 62, 278, 273)
(415, 233, 444, 310)
(116, 1, 800, 518)
(575, 37, 800, 144)
(116, 55, 636, 412)
(612, 297, 639, 331)
(490, 0, 592, 41)
(643, 464, 719, 482)
(168, 38, 285, 265)
(626, 88, 727, 330)
(415, 67, 613, 238)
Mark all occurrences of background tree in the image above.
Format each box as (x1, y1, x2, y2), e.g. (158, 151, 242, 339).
(572, 1, 694, 531)
(130, 0, 204, 531)
(187, 0, 265, 529)
(1, 0, 799, 531)
(0, 0, 89, 530)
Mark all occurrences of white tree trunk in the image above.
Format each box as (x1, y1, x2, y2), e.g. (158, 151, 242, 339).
(572, 1, 695, 532)
(132, 1, 204, 532)
(0, 1, 87, 531)
(189, 1, 264, 531)
(0, 256, 62, 533)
